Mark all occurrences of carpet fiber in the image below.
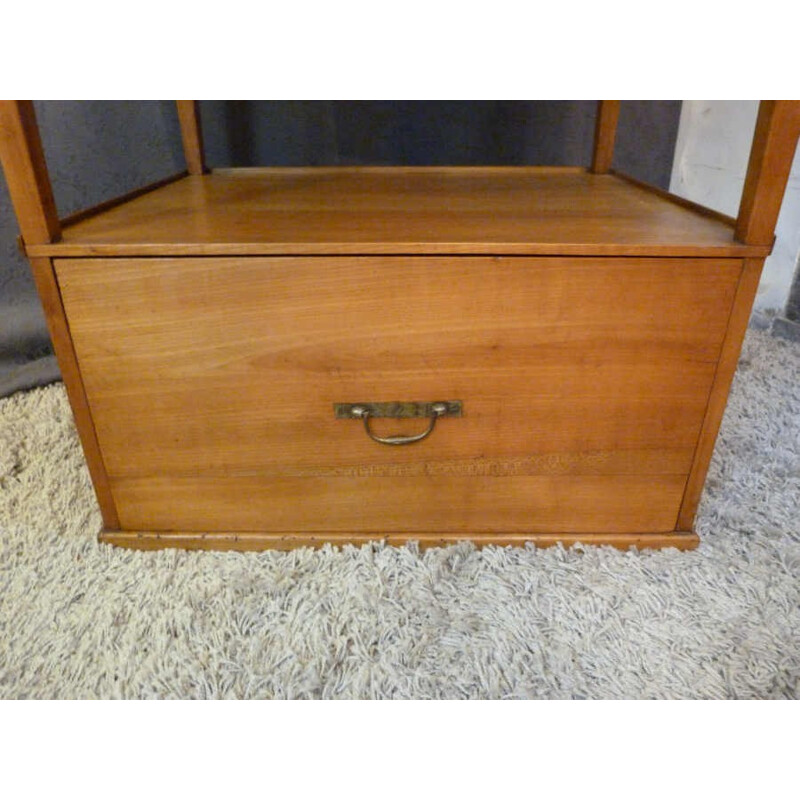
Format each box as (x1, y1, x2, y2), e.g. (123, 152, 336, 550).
(1, 328, 798, 699)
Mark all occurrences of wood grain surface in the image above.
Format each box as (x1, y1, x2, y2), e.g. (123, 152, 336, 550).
(28, 258, 119, 527)
(678, 257, 763, 529)
(56, 255, 741, 535)
(591, 101, 620, 174)
(175, 100, 206, 176)
(100, 529, 701, 551)
(30, 168, 768, 258)
(103, 472, 691, 533)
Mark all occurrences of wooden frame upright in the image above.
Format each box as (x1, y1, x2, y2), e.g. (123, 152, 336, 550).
(0, 101, 118, 528)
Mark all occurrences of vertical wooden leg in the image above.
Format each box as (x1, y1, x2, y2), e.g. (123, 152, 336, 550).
(0, 100, 61, 244)
(28, 257, 120, 529)
(1, 101, 118, 528)
(591, 100, 621, 174)
(735, 100, 800, 246)
(176, 100, 207, 176)
(677, 258, 764, 530)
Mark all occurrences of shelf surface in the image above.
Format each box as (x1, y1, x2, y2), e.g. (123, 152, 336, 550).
(31, 167, 766, 258)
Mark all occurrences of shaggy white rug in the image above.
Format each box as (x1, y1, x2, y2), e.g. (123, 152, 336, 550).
(1, 328, 798, 699)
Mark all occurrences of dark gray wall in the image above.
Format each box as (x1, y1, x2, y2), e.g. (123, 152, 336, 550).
(199, 100, 681, 183)
(0, 100, 682, 395)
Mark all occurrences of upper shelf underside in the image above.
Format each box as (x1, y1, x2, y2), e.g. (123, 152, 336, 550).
(28, 167, 768, 258)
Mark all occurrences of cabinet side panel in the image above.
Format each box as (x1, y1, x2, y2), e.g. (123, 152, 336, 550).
(677, 258, 762, 529)
(30, 257, 119, 528)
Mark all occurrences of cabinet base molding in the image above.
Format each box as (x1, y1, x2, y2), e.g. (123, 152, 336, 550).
(99, 529, 700, 552)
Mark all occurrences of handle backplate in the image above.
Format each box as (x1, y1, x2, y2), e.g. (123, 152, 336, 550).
(334, 401, 462, 420)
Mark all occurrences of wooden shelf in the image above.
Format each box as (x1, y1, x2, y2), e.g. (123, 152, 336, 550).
(28, 166, 769, 259)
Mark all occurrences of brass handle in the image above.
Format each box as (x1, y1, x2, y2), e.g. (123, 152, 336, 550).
(353, 402, 447, 445)
(334, 401, 461, 446)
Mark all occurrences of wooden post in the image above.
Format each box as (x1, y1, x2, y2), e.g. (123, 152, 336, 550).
(677, 258, 764, 530)
(0, 101, 120, 527)
(590, 100, 621, 174)
(0, 100, 61, 245)
(176, 100, 207, 175)
(735, 100, 800, 246)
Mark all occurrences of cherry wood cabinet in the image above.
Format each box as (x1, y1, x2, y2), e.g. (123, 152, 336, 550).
(2, 100, 798, 550)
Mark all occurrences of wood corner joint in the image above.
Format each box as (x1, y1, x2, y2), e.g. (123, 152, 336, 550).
(17, 232, 63, 255)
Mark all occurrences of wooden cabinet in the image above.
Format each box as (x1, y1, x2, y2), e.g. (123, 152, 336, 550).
(2, 101, 799, 550)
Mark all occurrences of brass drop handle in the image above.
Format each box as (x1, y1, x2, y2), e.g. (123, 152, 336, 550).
(353, 402, 446, 445)
(334, 401, 462, 446)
